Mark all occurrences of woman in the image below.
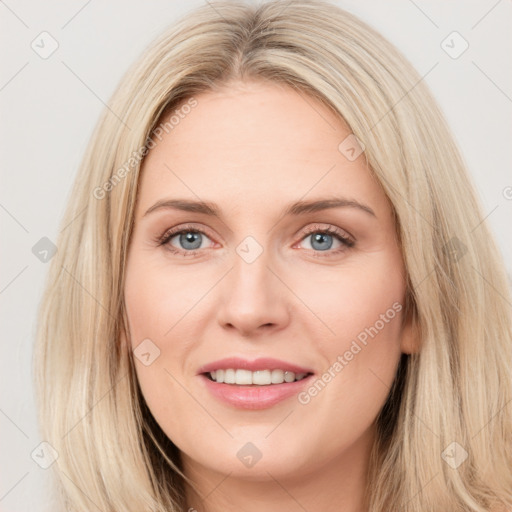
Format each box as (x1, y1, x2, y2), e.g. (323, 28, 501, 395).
(34, 1, 512, 511)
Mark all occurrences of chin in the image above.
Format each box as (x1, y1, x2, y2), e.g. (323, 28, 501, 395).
(181, 433, 313, 479)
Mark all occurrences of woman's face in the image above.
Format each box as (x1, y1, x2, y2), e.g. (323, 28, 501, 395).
(124, 80, 415, 484)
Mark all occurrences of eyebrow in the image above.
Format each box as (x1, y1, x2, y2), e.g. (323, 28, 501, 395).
(143, 197, 376, 219)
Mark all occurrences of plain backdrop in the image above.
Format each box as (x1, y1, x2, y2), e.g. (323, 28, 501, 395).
(1, 1, 511, 510)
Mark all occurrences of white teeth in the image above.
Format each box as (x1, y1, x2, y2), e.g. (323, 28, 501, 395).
(224, 369, 236, 384)
(284, 371, 295, 383)
(235, 369, 253, 385)
(207, 369, 310, 385)
(253, 370, 272, 385)
(271, 369, 284, 383)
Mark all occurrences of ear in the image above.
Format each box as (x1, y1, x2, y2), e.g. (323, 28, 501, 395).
(400, 304, 421, 354)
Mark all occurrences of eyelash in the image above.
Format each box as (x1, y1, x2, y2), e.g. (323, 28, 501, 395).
(155, 223, 355, 258)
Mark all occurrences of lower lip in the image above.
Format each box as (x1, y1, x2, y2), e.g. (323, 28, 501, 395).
(200, 374, 314, 410)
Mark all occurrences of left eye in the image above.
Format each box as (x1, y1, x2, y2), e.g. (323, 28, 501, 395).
(301, 231, 344, 251)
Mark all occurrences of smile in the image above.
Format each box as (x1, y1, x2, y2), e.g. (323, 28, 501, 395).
(206, 369, 311, 385)
(200, 374, 314, 410)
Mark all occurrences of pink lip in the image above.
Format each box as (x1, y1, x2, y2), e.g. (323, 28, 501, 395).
(197, 357, 314, 410)
(197, 357, 313, 375)
(200, 374, 314, 410)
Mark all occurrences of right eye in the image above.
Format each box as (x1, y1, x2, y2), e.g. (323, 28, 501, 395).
(158, 225, 216, 257)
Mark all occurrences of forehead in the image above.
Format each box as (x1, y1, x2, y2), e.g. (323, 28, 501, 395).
(151, 81, 350, 165)
(137, 81, 386, 217)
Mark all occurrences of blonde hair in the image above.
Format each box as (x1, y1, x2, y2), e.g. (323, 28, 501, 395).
(33, 1, 512, 510)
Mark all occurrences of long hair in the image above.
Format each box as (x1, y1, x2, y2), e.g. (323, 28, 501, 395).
(33, 1, 512, 510)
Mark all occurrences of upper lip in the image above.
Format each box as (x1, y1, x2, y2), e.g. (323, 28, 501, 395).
(197, 357, 314, 375)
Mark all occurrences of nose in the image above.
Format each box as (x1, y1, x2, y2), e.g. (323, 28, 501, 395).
(216, 248, 291, 338)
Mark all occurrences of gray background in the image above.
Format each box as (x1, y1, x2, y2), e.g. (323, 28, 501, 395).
(1, 1, 511, 510)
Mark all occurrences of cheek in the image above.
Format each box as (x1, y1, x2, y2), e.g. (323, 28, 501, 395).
(124, 255, 201, 344)
(123, 256, 211, 440)
(295, 254, 405, 410)
(299, 254, 405, 344)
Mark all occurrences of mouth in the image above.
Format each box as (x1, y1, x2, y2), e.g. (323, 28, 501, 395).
(198, 368, 314, 410)
(203, 369, 313, 385)
(197, 358, 315, 410)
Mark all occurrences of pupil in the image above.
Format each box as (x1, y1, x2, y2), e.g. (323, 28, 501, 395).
(311, 233, 332, 251)
(180, 232, 202, 250)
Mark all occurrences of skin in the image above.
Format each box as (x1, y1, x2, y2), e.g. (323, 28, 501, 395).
(123, 80, 417, 512)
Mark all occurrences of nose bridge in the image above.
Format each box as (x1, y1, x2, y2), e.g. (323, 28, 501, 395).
(216, 233, 290, 335)
(230, 235, 278, 307)
(232, 237, 272, 294)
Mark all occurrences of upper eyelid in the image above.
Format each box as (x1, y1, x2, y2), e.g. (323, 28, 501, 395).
(161, 223, 217, 242)
(301, 224, 353, 240)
